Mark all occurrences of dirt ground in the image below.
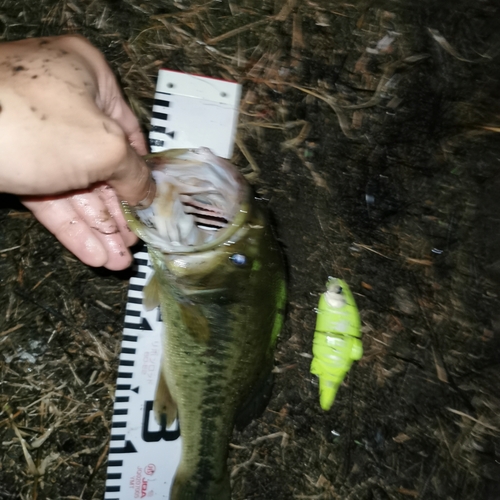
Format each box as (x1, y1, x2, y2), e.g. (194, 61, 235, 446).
(1, 0, 500, 499)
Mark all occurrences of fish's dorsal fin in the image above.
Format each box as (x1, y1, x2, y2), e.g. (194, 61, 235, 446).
(153, 366, 178, 428)
(143, 272, 161, 311)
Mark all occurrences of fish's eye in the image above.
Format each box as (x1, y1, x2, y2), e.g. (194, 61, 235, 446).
(230, 254, 247, 266)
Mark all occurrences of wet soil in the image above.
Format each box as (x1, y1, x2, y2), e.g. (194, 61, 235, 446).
(1, 1, 500, 499)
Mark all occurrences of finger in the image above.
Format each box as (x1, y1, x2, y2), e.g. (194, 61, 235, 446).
(23, 194, 133, 271)
(106, 142, 157, 209)
(109, 97, 149, 156)
(68, 191, 134, 270)
(95, 183, 138, 247)
(22, 197, 109, 268)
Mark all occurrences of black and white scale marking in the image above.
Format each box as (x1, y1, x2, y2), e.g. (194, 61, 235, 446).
(104, 70, 241, 499)
(148, 69, 241, 157)
(105, 251, 182, 499)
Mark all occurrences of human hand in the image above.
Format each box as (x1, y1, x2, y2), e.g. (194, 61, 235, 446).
(0, 35, 155, 270)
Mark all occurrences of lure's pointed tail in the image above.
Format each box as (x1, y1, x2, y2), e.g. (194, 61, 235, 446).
(311, 358, 343, 411)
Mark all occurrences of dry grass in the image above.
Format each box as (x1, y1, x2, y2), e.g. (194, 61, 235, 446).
(1, 0, 500, 498)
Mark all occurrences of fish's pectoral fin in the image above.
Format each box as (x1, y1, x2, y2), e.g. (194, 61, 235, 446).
(178, 302, 211, 343)
(153, 366, 177, 428)
(143, 272, 161, 311)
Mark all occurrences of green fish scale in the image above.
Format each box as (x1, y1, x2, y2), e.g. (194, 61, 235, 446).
(140, 192, 285, 500)
(161, 286, 270, 499)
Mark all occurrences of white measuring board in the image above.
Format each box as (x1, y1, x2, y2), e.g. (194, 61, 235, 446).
(149, 70, 241, 157)
(104, 70, 241, 499)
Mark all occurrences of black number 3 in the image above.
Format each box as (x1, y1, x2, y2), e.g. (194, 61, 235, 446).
(142, 401, 181, 442)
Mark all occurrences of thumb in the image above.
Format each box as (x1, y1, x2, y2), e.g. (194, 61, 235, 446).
(108, 144, 156, 208)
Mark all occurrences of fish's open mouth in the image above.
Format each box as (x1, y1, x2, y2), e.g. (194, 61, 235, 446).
(180, 194, 229, 231)
(129, 148, 248, 254)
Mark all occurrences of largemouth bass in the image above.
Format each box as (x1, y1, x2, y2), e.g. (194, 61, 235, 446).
(122, 148, 286, 500)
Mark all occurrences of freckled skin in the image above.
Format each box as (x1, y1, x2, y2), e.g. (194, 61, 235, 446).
(0, 34, 155, 270)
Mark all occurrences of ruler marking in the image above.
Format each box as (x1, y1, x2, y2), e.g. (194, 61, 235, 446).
(119, 360, 134, 367)
(122, 335, 138, 342)
(112, 421, 127, 428)
(109, 440, 137, 454)
(124, 309, 141, 317)
(151, 125, 167, 134)
(150, 118, 168, 128)
(116, 384, 131, 391)
(120, 347, 136, 355)
(107, 460, 123, 467)
(113, 408, 128, 416)
(127, 297, 142, 305)
(117, 372, 133, 380)
(129, 279, 145, 288)
(123, 318, 152, 331)
(150, 138, 165, 148)
(115, 396, 130, 403)
(127, 293, 143, 302)
(127, 296, 142, 302)
(110, 434, 126, 441)
(153, 97, 170, 106)
(152, 111, 168, 121)
(129, 284, 144, 292)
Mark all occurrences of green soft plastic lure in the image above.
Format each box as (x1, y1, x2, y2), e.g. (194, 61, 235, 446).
(310, 278, 363, 410)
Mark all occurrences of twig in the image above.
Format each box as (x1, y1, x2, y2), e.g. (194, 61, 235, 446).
(428, 28, 494, 63)
(206, 17, 276, 45)
(446, 407, 499, 431)
(230, 448, 259, 478)
(251, 431, 287, 445)
(479, 126, 500, 133)
(405, 258, 432, 266)
(0, 324, 24, 337)
(235, 135, 261, 175)
(0, 245, 21, 253)
(352, 243, 393, 260)
(287, 83, 353, 139)
(150, 0, 213, 20)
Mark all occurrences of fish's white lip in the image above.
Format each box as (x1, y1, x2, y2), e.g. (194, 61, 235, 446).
(129, 148, 249, 254)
